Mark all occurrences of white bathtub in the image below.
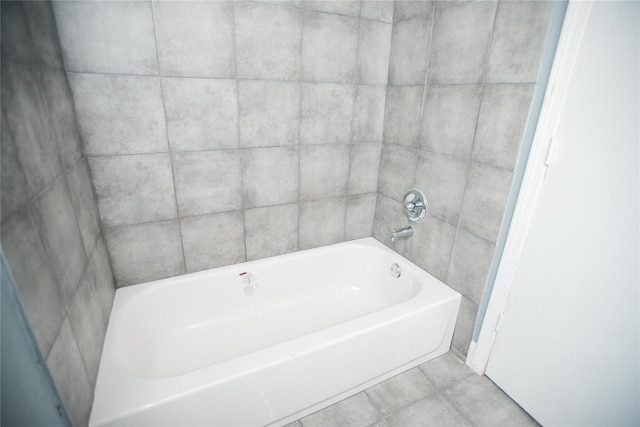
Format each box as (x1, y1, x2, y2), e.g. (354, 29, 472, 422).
(90, 237, 461, 426)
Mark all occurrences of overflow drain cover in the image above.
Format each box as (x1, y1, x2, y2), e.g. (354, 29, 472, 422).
(390, 263, 401, 278)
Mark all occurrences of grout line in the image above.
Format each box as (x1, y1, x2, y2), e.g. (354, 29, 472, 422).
(296, 6, 305, 252)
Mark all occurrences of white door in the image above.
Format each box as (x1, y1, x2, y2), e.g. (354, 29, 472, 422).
(485, 1, 639, 426)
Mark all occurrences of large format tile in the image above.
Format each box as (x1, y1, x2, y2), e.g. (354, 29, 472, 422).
(65, 159, 101, 256)
(472, 84, 535, 170)
(383, 86, 423, 148)
(300, 145, 350, 200)
(419, 352, 474, 390)
(299, 197, 346, 249)
(89, 154, 177, 227)
(1, 2, 37, 65)
(360, 0, 394, 23)
(301, 83, 355, 145)
(349, 143, 382, 195)
(162, 77, 238, 152)
(366, 367, 437, 416)
(245, 203, 299, 261)
(420, 84, 483, 160)
(345, 193, 376, 240)
(486, 0, 553, 83)
(20, 1, 65, 68)
(393, 0, 434, 22)
(386, 393, 471, 427)
(303, 0, 361, 17)
(236, 2, 302, 80)
(357, 20, 392, 85)
(180, 212, 245, 272)
(302, 11, 359, 83)
(301, 392, 381, 427)
(372, 193, 408, 249)
(352, 86, 386, 142)
(405, 215, 457, 281)
(377, 144, 417, 201)
(105, 220, 185, 286)
(153, 1, 235, 78)
(69, 73, 168, 156)
(388, 16, 432, 86)
(242, 147, 299, 208)
(238, 80, 300, 148)
(53, 1, 158, 74)
(172, 150, 242, 217)
(428, 1, 496, 84)
(447, 230, 495, 305)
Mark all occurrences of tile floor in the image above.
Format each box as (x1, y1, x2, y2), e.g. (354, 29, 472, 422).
(285, 352, 538, 427)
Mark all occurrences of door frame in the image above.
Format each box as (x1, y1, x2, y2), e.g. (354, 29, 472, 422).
(466, 0, 594, 375)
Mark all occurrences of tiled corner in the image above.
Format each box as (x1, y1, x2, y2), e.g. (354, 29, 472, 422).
(235, 2, 302, 80)
(301, 83, 355, 145)
(352, 85, 386, 142)
(19, 1, 64, 68)
(472, 84, 535, 171)
(300, 145, 350, 200)
(180, 212, 245, 273)
(1, 2, 37, 65)
(238, 80, 300, 148)
(452, 296, 479, 355)
(89, 154, 177, 227)
(345, 193, 377, 240)
(88, 236, 116, 327)
(69, 73, 168, 156)
(303, 0, 361, 17)
(360, 1, 394, 23)
(458, 162, 513, 243)
(383, 86, 424, 148)
(65, 159, 101, 256)
(301, 392, 381, 427)
(172, 150, 242, 217)
(299, 197, 347, 249)
(419, 352, 474, 390)
(366, 367, 437, 416)
(52, 1, 158, 75)
(162, 77, 238, 152)
(388, 16, 432, 86)
(245, 203, 299, 261)
(447, 230, 495, 305)
(357, 19, 392, 85)
(377, 144, 417, 201)
(428, 1, 496, 84)
(153, 1, 235, 78)
(414, 151, 468, 225)
(420, 84, 483, 160)
(104, 220, 185, 287)
(486, 0, 554, 83)
(349, 143, 382, 195)
(242, 146, 299, 208)
(302, 11, 359, 83)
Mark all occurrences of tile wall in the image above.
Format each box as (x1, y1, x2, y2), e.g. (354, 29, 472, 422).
(0, 2, 116, 425)
(53, 0, 393, 287)
(373, 0, 554, 356)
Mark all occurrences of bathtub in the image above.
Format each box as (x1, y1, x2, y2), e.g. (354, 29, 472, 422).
(90, 237, 461, 426)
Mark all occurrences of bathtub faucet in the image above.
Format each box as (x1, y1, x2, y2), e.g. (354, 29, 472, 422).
(390, 225, 415, 242)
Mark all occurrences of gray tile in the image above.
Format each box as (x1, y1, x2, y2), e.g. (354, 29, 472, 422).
(66, 159, 101, 256)
(283, 421, 303, 427)
(451, 296, 478, 355)
(349, 143, 382, 195)
(472, 84, 534, 170)
(32, 179, 87, 308)
(352, 85, 386, 142)
(360, 1, 394, 22)
(1, 2, 37, 64)
(163, 77, 238, 152)
(67, 267, 106, 392)
(420, 84, 483, 160)
(366, 367, 437, 416)
(299, 197, 346, 249)
(377, 144, 417, 201)
(88, 236, 116, 325)
(414, 151, 468, 225)
(89, 154, 177, 227)
(459, 162, 513, 243)
(303, 0, 361, 17)
(405, 215, 456, 281)
(105, 220, 185, 287)
(242, 147, 299, 208)
(357, 20, 392, 85)
(301, 392, 381, 427)
(1, 113, 30, 221)
(372, 193, 407, 248)
(236, 2, 302, 80)
(386, 393, 471, 427)
(52, 1, 158, 74)
(393, 0, 434, 22)
(346, 193, 376, 240)
(302, 11, 359, 83)
(1, 208, 66, 358)
(428, 1, 496, 84)
(447, 230, 494, 305)
(301, 83, 355, 145)
(443, 374, 538, 426)
(238, 80, 300, 148)
(486, 0, 553, 83)
(172, 150, 242, 217)
(69, 73, 168, 156)
(20, 1, 65, 68)
(46, 318, 93, 427)
(153, 1, 235, 78)
(383, 86, 423, 148)
(245, 203, 299, 261)
(180, 212, 245, 273)
(389, 16, 432, 86)
(300, 145, 350, 200)
(419, 352, 473, 390)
